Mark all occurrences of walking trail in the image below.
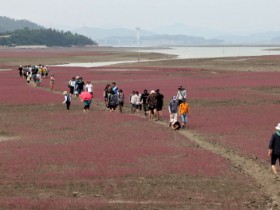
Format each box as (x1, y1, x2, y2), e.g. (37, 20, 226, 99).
(42, 88, 279, 208)
(156, 120, 279, 209)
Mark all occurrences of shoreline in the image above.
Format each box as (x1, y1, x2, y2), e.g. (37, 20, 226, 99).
(1, 46, 280, 72)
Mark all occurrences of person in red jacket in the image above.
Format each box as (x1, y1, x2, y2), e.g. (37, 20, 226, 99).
(268, 123, 280, 179)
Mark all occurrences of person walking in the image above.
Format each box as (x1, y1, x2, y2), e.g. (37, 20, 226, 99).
(62, 91, 71, 111)
(50, 74, 55, 91)
(68, 77, 76, 96)
(155, 89, 164, 121)
(18, 65, 23, 77)
(111, 82, 119, 94)
(268, 123, 280, 179)
(176, 86, 187, 105)
(178, 98, 190, 128)
(140, 89, 149, 117)
(108, 90, 118, 112)
(80, 93, 92, 112)
(117, 89, 125, 113)
(147, 90, 157, 119)
(85, 80, 93, 95)
(103, 84, 111, 110)
(76, 77, 85, 96)
(130, 91, 137, 113)
(168, 96, 178, 127)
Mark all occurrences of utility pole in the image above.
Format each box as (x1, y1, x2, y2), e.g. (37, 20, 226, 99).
(136, 27, 140, 62)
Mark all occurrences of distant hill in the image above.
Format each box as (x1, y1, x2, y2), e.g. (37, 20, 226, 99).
(94, 34, 222, 47)
(0, 16, 44, 32)
(0, 28, 96, 47)
(0, 16, 96, 47)
(72, 26, 222, 46)
(216, 31, 280, 44)
(73, 26, 157, 40)
(151, 23, 222, 38)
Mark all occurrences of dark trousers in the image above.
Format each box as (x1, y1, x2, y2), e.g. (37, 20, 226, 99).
(66, 102, 71, 110)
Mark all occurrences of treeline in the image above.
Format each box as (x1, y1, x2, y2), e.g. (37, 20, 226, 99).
(0, 16, 43, 33)
(0, 28, 97, 47)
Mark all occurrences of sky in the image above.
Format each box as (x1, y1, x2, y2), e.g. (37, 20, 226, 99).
(1, 0, 280, 35)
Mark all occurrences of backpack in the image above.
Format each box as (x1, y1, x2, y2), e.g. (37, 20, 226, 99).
(118, 93, 124, 103)
(110, 94, 118, 106)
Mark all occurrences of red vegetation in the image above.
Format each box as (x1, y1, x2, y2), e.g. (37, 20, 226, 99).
(0, 59, 271, 208)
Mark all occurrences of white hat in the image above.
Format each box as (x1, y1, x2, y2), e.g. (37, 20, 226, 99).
(63, 91, 67, 95)
(150, 90, 155, 94)
(276, 123, 280, 130)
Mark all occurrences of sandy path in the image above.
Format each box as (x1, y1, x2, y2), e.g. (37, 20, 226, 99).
(41, 86, 278, 208)
(155, 120, 278, 209)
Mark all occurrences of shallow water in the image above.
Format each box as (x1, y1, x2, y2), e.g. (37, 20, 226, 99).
(53, 46, 280, 67)
(139, 46, 280, 59)
(53, 60, 139, 68)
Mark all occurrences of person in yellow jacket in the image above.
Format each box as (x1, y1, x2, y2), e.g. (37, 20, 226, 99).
(178, 98, 190, 128)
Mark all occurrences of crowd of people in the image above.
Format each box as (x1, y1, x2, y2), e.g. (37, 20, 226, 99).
(103, 84, 189, 130)
(64, 76, 94, 112)
(18, 65, 190, 129)
(65, 79, 190, 129)
(18, 66, 280, 181)
(18, 64, 49, 87)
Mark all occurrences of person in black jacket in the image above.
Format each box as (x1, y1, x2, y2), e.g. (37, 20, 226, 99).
(268, 123, 280, 179)
(155, 89, 164, 121)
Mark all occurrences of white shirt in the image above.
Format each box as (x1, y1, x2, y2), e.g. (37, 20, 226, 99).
(85, 84, 93, 93)
(176, 89, 187, 100)
(130, 94, 138, 104)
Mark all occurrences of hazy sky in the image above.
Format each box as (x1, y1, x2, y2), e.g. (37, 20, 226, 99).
(2, 0, 280, 34)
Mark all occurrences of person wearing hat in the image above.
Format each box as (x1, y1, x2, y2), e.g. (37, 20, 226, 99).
(268, 123, 280, 179)
(62, 91, 71, 111)
(168, 96, 179, 128)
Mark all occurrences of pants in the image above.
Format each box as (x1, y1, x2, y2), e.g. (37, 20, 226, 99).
(66, 102, 71, 110)
(181, 114, 187, 124)
(169, 113, 178, 125)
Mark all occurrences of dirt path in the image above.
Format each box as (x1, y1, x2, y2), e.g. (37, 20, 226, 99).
(155, 121, 279, 209)
(39, 86, 278, 208)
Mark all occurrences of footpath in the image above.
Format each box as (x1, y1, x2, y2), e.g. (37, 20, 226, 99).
(156, 120, 279, 209)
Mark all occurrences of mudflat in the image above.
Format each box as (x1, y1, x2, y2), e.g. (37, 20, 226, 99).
(1, 46, 279, 209)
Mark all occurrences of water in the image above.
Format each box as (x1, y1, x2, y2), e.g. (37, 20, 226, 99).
(53, 46, 280, 67)
(139, 46, 280, 59)
(53, 60, 139, 67)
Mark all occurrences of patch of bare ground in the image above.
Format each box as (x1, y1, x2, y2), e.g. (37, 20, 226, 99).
(0, 136, 16, 142)
(0, 131, 17, 142)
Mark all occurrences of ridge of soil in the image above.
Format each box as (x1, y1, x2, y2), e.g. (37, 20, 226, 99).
(155, 120, 279, 209)
(42, 84, 278, 208)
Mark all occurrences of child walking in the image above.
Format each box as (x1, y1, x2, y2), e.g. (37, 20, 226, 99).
(50, 74, 55, 91)
(62, 91, 71, 111)
(178, 98, 190, 128)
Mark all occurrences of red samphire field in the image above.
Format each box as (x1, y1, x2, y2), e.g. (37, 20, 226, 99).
(0, 49, 278, 209)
